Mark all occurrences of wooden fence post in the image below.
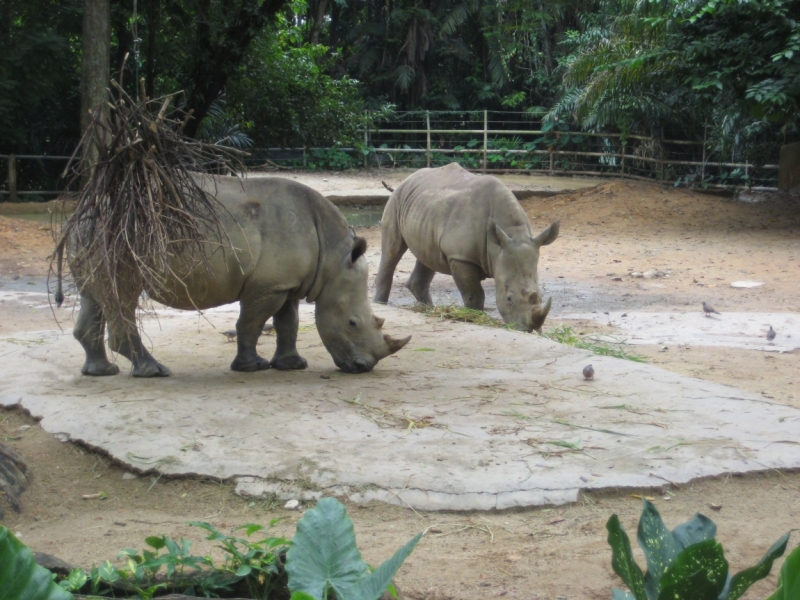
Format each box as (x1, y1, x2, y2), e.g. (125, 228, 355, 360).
(482, 110, 488, 173)
(549, 147, 554, 176)
(8, 154, 17, 202)
(701, 125, 707, 185)
(426, 112, 431, 168)
(364, 117, 369, 169)
(620, 140, 626, 176)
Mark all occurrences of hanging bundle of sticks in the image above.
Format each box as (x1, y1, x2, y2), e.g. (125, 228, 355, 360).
(52, 79, 244, 323)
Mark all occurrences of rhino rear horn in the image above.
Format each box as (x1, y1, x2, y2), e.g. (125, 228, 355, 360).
(384, 334, 411, 355)
(374, 316, 385, 329)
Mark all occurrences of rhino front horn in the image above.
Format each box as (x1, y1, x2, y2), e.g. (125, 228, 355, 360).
(384, 334, 411, 355)
(531, 296, 552, 331)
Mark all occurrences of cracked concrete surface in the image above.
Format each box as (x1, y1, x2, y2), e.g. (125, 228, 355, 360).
(2, 295, 799, 510)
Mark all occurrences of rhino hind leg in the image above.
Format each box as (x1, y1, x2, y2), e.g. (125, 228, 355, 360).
(404, 260, 435, 306)
(230, 293, 286, 372)
(74, 294, 120, 376)
(269, 298, 308, 370)
(450, 259, 486, 311)
(373, 222, 408, 303)
(104, 295, 171, 377)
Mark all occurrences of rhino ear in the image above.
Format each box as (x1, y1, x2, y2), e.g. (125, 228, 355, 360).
(348, 236, 368, 265)
(488, 219, 512, 248)
(532, 219, 560, 247)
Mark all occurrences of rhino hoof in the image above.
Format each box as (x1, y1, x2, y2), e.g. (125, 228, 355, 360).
(132, 362, 172, 377)
(270, 355, 308, 370)
(81, 361, 120, 376)
(231, 356, 271, 372)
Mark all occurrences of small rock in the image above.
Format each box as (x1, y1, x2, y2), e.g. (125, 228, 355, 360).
(122, 472, 138, 480)
(17, 425, 30, 432)
(630, 272, 643, 278)
(54, 433, 69, 442)
(284, 499, 300, 510)
(709, 503, 722, 511)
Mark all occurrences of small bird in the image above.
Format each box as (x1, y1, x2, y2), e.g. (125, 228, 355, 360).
(221, 330, 237, 342)
(582, 364, 594, 380)
(702, 302, 721, 317)
(767, 325, 776, 344)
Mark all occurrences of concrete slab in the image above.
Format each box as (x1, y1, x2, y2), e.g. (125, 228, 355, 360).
(560, 311, 800, 352)
(2, 295, 799, 511)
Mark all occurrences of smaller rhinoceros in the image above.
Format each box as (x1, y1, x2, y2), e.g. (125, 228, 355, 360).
(56, 176, 411, 376)
(374, 163, 559, 332)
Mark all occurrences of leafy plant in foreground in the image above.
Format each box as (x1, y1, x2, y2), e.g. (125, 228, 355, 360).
(0, 525, 72, 600)
(286, 497, 422, 600)
(607, 499, 791, 600)
(766, 542, 800, 600)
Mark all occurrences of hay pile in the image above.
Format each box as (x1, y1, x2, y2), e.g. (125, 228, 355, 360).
(53, 80, 244, 324)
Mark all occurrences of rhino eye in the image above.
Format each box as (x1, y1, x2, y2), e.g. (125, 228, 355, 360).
(348, 318, 358, 328)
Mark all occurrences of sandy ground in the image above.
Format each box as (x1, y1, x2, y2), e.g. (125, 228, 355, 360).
(1, 172, 799, 599)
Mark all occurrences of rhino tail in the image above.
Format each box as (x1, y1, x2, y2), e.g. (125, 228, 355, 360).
(54, 244, 64, 307)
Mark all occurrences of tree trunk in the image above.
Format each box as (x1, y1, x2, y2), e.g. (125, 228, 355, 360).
(309, 0, 328, 45)
(181, 0, 289, 138)
(80, 0, 111, 166)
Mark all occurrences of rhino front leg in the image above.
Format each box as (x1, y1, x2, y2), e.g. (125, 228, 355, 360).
(404, 260, 435, 306)
(231, 293, 287, 372)
(450, 259, 486, 311)
(270, 298, 308, 370)
(74, 294, 119, 376)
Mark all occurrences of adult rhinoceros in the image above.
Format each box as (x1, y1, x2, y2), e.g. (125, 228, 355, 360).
(56, 176, 410, 376)
(374, 163, 559, 332)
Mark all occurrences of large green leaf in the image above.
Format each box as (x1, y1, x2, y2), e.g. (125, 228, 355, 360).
(607, 514, 647, 600)
(0, 526, 73, 600)
(637, 500, 681, 599)
(338, 533, 422, 600)
(286, 497, 421, 600)
(765, 543, 800, 600)
(659, 540, 728, 594)
(672, 514, 716, 549)
(655, 569, 719, 600)
(725, 532, 790, 600)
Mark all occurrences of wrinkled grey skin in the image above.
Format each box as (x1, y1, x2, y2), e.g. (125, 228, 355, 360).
(374, 163, 559, 332)
(57, 176, 410, 377)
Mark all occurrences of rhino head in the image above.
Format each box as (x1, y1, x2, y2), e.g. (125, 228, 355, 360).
(315, 236, 411, 373)
(489, 219, 560, 332)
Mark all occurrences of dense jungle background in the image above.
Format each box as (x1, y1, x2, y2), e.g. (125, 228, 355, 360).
(1, 0, 798, 164)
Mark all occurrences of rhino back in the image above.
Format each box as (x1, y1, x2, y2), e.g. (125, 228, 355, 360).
(390, 164, 531, 274)
(152, 176, 345, 309)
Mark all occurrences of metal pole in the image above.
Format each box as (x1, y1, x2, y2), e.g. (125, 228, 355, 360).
(8, 154, 17, 202)
(482, 110, 488, 173)
(426, 112, 431, 168)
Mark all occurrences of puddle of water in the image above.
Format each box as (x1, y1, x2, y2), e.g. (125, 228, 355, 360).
(340, 206, 384, 228)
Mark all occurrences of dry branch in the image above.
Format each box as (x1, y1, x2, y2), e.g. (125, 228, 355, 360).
(51, 81, 245, 334)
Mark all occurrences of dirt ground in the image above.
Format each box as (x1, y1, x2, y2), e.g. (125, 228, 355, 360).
(1, 174, 799, 599)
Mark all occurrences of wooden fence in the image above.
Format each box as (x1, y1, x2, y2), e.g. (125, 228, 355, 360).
(1, 111, 780, 200)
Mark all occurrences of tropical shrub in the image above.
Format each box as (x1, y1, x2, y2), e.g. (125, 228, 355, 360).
(607, 498, 791, 600)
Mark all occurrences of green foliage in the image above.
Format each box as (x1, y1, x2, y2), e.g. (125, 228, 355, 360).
(57, 520, 289, 598)
(766, 543, 800, 600)
(606, 499, 791, 600)
(0, 525, 72, 600)
(540, 325, 645, 362)
(286, 497, 422, 600)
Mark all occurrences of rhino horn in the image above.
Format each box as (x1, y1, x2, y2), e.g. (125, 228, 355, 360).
(374, 316, 385, 329)
(530, 296, 552, 331)
(384, 334, 411, 355)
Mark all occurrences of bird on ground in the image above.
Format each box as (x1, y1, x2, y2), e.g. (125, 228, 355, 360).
(221, 330, 237, 342)
(702, 302, 721, 317)
(582, 364, 594, 380)
(767, 325, 776, 344)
